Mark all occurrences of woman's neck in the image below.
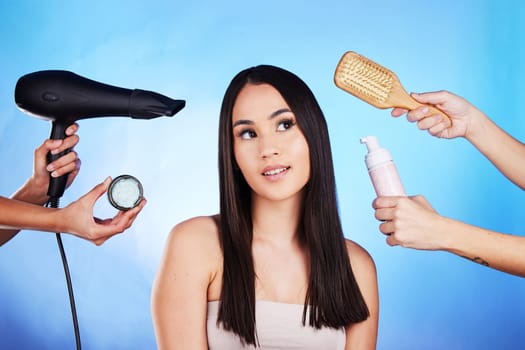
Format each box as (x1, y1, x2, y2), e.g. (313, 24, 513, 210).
(251, 193, 303, 245)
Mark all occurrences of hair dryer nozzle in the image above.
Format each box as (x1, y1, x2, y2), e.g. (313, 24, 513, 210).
(130, 89, 185, 119)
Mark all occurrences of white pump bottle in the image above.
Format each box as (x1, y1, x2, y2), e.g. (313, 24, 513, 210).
(360, 136, 406, 196)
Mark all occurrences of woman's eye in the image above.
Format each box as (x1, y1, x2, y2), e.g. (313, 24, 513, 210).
(277, 119, 295, 131)
(240, 129, 257, 139)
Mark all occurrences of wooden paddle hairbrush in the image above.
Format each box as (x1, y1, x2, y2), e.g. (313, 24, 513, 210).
(334, 51, 451, 125)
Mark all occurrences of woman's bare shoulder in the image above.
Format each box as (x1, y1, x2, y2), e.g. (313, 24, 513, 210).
(171, 215, 220, 234)
(165, 215, 222, 255)
(344, 239, 376, 274)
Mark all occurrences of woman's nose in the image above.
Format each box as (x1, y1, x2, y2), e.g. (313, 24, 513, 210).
(259, 135, 280, 158)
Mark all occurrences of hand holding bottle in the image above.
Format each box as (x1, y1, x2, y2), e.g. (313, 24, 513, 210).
(372, 195, 447, 249)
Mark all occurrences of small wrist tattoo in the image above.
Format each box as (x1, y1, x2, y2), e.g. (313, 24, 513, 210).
(461, 255, 489, 267)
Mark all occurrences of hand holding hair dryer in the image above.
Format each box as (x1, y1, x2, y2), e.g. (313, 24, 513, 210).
(14, 70, 186, 202)
(360, 136, 405, 196)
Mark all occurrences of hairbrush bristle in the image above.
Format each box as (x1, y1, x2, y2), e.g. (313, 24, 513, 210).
(335, 52, 394, 106)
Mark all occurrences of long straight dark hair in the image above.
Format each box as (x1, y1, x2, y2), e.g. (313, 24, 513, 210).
(217, 65, 369, 346)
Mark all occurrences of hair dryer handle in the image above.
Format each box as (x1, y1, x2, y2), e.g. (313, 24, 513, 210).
(47, 121, 71, 201)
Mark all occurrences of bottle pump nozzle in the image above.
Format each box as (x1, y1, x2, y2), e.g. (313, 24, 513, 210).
(360, 136, 394, 171)
(360, 136, 380, 152)
(360, 135, 405, 196)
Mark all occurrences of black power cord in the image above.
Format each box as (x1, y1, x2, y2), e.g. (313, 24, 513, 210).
(46, 199, 81, 350)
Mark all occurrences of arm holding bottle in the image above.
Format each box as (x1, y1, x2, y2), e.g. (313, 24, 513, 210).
(373, 195, 525, 277)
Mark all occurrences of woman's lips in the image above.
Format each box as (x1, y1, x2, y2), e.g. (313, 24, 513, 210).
(261, 166, 290, 180)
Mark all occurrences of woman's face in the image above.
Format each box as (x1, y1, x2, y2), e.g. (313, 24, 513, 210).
(231, 83, 310, 202)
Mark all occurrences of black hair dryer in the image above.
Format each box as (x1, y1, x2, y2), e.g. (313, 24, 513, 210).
(14, 70, 185, 204)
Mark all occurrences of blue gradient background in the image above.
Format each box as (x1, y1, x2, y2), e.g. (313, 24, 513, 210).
(1, 1, 524, 349)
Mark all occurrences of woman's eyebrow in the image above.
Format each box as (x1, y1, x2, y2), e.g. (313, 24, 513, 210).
(232, 119, 253, 128)
(232, 108, 292, 128)
(269, 108, 292, 119)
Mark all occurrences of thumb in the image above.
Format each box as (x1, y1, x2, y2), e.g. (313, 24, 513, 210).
(411, 194, 435, 211)
(85, 177, 112, 204)
(411, 91, 449, 106)
(372, 196, 402, 209)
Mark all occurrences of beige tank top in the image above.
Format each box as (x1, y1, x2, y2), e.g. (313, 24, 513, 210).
(207, 300, 346, 349)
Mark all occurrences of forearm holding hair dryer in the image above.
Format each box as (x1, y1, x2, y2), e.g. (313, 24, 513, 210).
(14, 70, 185, 202)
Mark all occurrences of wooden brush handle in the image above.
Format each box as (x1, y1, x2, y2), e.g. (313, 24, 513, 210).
(404, 96, 452, 127)
(390, 79, 452, 126)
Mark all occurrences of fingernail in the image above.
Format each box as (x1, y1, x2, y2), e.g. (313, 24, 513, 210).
(47, 164, 54, 172)
(421, 106, 428, 114)
(50, 171, 58, 178)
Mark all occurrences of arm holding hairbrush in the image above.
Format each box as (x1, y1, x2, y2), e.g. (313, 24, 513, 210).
(391, 90, 525, 189)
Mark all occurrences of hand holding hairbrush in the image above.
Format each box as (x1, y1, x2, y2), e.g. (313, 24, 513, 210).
(334, 51, 452, 127)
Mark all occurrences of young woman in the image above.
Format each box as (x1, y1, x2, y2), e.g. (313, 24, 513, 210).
(152, 65, 379, 349)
